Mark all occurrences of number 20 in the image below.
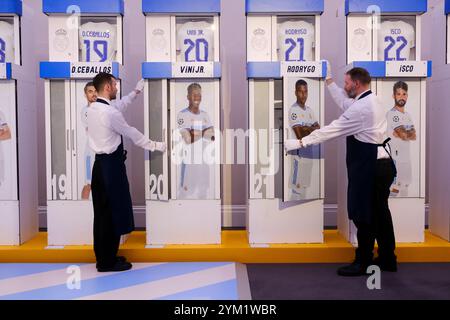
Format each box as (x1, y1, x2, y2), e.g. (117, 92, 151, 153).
(184, 38, 209, 62)
(149, 174, 164, 200)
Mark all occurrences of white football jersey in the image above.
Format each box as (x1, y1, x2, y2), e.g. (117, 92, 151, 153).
(0, 21, 14, 63)
(378, 21, 415, 61)
(176, 107, 214, 199)
(288, 103, 318, 136)
(79, 22, 117, 62)
(278, 20, 315, 61)
(177, 21, 214, 62)
(0, 110, 7, 183)
(387, 108, 415, 162)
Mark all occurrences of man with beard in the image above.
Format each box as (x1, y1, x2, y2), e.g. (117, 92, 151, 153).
(285, 63, 398, 276)
(386, 81, 415, 197)
(87, 73, 165, 272)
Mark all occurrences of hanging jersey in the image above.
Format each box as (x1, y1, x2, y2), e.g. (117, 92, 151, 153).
(378, 21, 415, 61)
(79, 22, 117, 62)
(0, 21, 14, 63)
(278, 20, 315, 62)
(386, 107, 414, 162)
(177, 21, 214, 62)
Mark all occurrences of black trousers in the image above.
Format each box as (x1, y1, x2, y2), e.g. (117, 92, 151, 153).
(91, 159, 121, 268)
(354, 159, 397, 264)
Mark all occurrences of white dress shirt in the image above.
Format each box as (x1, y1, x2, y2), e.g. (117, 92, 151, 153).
(302, 82, 390, 159)
(87, 94, 157, 154)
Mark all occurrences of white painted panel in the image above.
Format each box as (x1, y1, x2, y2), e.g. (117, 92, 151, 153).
(146, 200, 221, 245)
(247, 16, 272, 62)
(248, 199, 323, 244)
(146, 16, 171, 62)
(0, 201, 19, 245)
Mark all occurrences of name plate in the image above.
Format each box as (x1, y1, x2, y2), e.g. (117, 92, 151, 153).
(385, 61, 428, 77)
(172, 62, 214, 78)
(0, 63, 7, 79)
(280, 61, 324, 78)
(70, 62, 113, 78)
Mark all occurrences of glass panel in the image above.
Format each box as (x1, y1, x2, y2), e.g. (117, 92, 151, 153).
(79, 16, 118, 62)
(251, 80, 271, 199)
(277, 16, 316, 62)
(283, 77, 321, 201)
(148, 80, 166, 200)
(378, 79, 421, 198)
(172, 80, 217, 200)
(378, 16, 416, 61)
(50, 80, 69, 200)
(176, 16, 215, 62)
(0, 80, 17, 200)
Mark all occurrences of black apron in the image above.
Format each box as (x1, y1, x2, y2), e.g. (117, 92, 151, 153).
(93, 98, 135, 236)
(346, 90, 396, 224)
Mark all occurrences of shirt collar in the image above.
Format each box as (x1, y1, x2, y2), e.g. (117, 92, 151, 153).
(96, 97, 111, 105)
(355, 89, 371, 101)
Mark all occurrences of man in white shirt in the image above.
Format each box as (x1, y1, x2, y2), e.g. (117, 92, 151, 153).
(288, 79, 320, 200)
(176, 83, 215, 199)
(386, 81, 415, 197)
(285, 63, 398, 276)
(0, 109, 11, 187)
(80, 79, 145, 200)
(88, 73, 165, 272)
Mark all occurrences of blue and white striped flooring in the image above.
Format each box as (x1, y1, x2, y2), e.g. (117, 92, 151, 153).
(0, 262, 251, 300)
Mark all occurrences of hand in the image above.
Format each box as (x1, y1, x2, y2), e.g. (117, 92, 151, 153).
(284, 139, 302, 152)
(324, 60, 332, 80)
(155, 141, 166, 153)
(134, 79, 145, 94)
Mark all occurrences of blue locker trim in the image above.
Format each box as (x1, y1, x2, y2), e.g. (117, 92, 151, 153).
(247, 62, 280, 78)
(43, 0, 124, 15)
(350, 61, 386, 77)
(142, 62, 172, 79)
(142, 0, 220, 14)
(246, 0, 324, 14)
(6, 63, 12, 79)
(321, 60, 327, 78)
(40, 62, 120, 79)
(0, 0, 22, 15)
(40, 62, 71, 79)
(446, 0, 450, 14)
(213, 62, 222, 77)
(345, 0, 427, 15)
(427, 60, 432, 77)
(112, 62, 119, 78)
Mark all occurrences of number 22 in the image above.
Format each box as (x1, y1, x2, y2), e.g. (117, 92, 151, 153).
(384, 36, 407, 61)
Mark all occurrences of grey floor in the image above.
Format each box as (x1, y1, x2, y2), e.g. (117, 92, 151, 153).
(246, 263, 450, 300)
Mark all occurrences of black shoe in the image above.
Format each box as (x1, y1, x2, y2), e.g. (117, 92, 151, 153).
(97, 261, 133, 272)
(116, 256, 127, 263)
(373, 256, 397, 272)
(337, 261, 368, 277)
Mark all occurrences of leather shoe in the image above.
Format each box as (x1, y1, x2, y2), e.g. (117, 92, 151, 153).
(117, 256, 127, 263)
(373, 256, 397, 272)
(337, 261, 368, 277)
(97, 261, 132, 272)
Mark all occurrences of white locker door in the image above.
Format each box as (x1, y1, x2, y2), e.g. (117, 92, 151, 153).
(47, 80, 73, 201)
(146, 79, 169, 201)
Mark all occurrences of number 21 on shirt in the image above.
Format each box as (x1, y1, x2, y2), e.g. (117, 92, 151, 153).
(285, 37, 305, 61)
